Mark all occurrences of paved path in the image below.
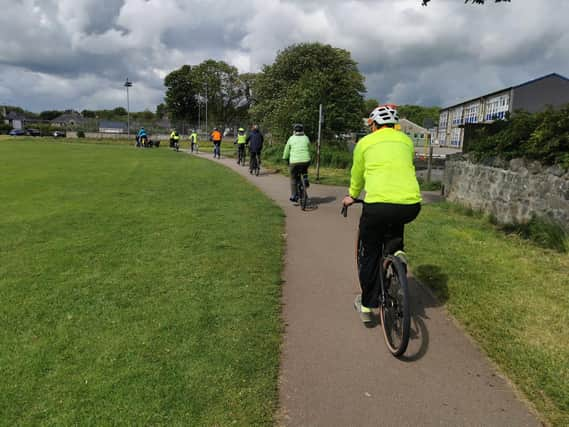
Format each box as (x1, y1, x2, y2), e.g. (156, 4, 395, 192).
(190, 152, 540, 426)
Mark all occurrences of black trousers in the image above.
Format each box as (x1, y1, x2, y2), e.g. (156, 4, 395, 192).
(357, 202, 421, 308)
(289, 162, 310, 197)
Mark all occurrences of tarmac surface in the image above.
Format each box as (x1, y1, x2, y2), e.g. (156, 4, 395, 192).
(190, 151, 540, 427)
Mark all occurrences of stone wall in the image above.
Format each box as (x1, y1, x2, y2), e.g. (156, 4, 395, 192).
(443, 155, 569, 228)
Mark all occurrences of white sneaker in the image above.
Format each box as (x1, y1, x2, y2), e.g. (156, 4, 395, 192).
(353, 295, 373, 324)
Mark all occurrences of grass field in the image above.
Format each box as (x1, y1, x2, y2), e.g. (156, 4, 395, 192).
(407, 203, 569, 426)
(0, 139, 284, 425)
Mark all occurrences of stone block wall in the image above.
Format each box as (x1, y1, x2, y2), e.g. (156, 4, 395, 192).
(443, 156, 569, 228)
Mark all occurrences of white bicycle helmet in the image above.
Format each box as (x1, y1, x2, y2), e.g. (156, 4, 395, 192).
(368, 104, 399, 126)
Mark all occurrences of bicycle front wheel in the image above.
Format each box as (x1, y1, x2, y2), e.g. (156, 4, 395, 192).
(380, 256, 410, 357)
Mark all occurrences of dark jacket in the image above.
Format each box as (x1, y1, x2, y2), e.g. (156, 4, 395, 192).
(246, 130, 264, 153)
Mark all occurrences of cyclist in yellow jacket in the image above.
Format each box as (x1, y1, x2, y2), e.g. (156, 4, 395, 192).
(342, 104, 421, 324)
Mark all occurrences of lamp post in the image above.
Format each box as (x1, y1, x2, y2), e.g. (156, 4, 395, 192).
(124, 78, 133, 137)
(205, 82, 208, 134)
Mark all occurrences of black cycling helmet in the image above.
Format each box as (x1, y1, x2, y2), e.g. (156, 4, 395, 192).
(293, 123, 304, 133)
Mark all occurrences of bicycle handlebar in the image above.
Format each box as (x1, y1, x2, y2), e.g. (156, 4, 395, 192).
(341, 198, 363, 217)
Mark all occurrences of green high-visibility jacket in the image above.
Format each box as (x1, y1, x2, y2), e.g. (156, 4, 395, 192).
(283, 134, 311, 164)
(349, 128, 421, 205)
(190, 133, 198, 143)
(237, 134, 247, 144)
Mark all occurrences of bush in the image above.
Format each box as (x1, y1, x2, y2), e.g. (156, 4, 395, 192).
(467, 105, 569, 169)
(262, 142, 352, 169)
(0, 123, 12, 134)
(77, 131, 86, 138)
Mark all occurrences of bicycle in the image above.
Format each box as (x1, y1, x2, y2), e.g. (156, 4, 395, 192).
(249, 152, 260, 176)
(341, 199, 411, 357)
(295, 173, 309, 211)
(237, 144, 247, 165)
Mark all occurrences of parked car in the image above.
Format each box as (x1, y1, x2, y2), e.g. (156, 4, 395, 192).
(26, 128, 41, 136)
(53, 131, 66, 138)
(9, 129, 26, 136)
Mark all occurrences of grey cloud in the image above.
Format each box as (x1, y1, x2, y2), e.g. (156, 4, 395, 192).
(1, 0, 568, 113)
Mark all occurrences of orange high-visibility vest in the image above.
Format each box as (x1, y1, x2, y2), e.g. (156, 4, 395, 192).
(211, 130, 222, 142)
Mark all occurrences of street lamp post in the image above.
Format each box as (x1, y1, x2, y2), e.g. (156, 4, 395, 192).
(124, 78, 133, 137)
(205, 83, 208, 134)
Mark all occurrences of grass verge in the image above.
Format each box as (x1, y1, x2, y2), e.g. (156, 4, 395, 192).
(407, 202, 569, 426)
(0, 139, 284, 425)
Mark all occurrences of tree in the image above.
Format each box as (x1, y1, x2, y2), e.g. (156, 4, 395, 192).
(191, 60, 249, 126)
(362, 99, 380, 118)
(81, 110, 97, 118)
(422, 0, 510, 5)
(164, 65, 199, 122)
(397, 105, 440, 127)
(252, 42, 366, 141)
(155, 103, 167, 119)
(112, 107, 127, 116)
(39, 110, 64, 121)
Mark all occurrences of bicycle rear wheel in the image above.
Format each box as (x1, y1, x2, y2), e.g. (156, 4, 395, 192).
(300, 184, 308, 210)
(380, 256, 410, 357)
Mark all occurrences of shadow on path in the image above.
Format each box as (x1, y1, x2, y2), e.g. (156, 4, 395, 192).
(400, 265, 449, 362)
(309, 196, 337, 206)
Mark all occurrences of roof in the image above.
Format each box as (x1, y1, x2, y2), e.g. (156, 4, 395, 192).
(441, 73, 569, 111)
(99, 120, 127, 129)
(399, 118, 428, 131)
(5, 111, 27, 120)
(51, 111, 84, 123)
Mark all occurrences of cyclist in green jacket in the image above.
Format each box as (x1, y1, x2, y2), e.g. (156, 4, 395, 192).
(342, 104, 421, 324)
(283, 124, 311, 203)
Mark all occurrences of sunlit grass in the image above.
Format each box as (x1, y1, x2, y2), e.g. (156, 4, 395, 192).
(407, 203, 569, 426)
(0, 139, 284, 425)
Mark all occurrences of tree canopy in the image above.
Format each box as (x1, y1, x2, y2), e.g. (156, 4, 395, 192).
(397, 105, 440, 127)
(252, 42, 365, 141)
(163, 60, 252, 127)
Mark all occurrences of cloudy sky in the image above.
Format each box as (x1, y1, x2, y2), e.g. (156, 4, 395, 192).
(1, 0, 567, 113)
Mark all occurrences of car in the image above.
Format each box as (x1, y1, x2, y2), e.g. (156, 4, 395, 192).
(53, 131, 66, 138)
(26, 128, 41, 136)
(9, 129, 26, 136)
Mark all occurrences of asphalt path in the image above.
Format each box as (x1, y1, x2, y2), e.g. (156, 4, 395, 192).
(189, 151, 540, 427)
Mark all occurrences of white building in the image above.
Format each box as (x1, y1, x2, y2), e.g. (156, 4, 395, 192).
(437, 73, 569, 149)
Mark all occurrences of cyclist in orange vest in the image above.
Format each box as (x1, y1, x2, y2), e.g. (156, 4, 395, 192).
(210, 128, 222, 159)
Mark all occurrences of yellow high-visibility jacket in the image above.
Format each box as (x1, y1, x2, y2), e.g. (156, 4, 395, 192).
(349, 127, 421, 205)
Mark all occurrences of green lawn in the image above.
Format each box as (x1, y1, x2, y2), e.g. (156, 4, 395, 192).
(407, 203, 569, 426)
(0, 139, 284, 425)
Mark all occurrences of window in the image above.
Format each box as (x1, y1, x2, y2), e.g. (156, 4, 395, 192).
(464, 102, 480, 124)
(452, 107, 463, 125)
(485, 94, 509, 121)
(420, 133, 424, 139)
(439, 111, 449, 129)
(451, 128, 462, 147)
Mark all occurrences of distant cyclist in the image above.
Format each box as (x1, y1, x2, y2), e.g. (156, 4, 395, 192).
(210, 127, 222, 158)
(342, 104, 422, 324)
(282, 124, 311, 203)
(234, 127, 247, 164)
(247, 124, 264, 171)
(189, 129, 198, 153)
(136, 127, 147, 148)
(169, 130, 181, 150)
